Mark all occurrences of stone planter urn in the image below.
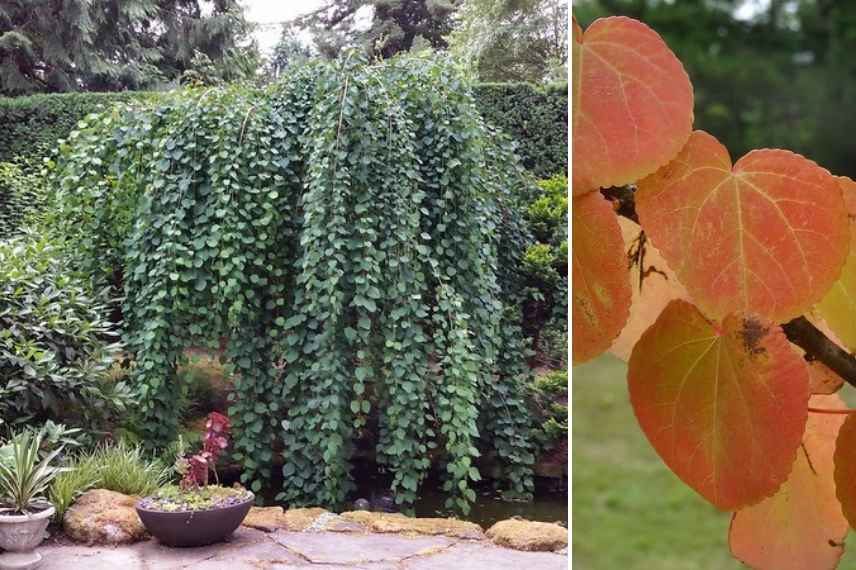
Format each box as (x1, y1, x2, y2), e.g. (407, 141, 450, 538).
(0, 505, 55, 570)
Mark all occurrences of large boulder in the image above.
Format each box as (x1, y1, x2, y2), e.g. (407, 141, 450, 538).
(341, 511, 484, 540)
(63, 489, 147, 545)
(485, 518, 568, 552)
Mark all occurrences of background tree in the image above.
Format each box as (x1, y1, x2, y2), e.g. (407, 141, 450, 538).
(268, 25, 314, 79)
(448, 0, 568, 82)
(0, 0, 257, 95)
(294, 0, 460, 59)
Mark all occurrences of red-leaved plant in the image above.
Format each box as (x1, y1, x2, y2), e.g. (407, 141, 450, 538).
(175, 412, 231, 490)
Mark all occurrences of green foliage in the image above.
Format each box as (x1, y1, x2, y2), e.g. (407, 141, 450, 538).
(0, 430, 67, 514)
(529, 370, 568, 446)
(473, 83, 568, 178)
(0, 84, 565, 176)
(0, 232, 132, 428)
(87, 442, 169, 496)
(0, 0, 257, 95)
(529, 174, 568, 242)
(50, 54, 538, 513)
(518, 173, 566, 366)
(0, 91, 152, 163)
(0, 158, 46, 238)
(48, 453, 100, 520)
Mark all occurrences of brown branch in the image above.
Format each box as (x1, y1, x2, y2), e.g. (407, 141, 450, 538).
(782, 317, 856, 389)
(600, 186, 856, 390)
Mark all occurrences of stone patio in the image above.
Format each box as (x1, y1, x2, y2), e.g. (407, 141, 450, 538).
(36, 527, 568, 569)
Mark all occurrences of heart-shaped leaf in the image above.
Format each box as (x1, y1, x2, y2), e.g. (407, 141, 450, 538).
(629, 299, 809, 510)
(572, 190, 631, 363)
(637, 130, 848, 322)
(817, 176, 856, 352)
(572, 16, 693, 195)
(729, 394, 848, 570)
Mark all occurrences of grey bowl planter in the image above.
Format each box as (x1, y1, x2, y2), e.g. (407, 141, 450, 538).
(0, 505, 54, 552)
(135, 493, 254, 547)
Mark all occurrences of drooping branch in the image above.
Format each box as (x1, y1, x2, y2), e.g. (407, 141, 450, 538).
(600, 186, 856, 390)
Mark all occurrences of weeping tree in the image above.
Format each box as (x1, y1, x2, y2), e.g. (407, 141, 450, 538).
(49, 54, 537, 513)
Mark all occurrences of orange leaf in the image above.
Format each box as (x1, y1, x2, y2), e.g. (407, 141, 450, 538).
(628, 299, 809, 510)
(609, 216, 688, 361)
(729, 393, 848, 570)
(637, 130, 848, 322)
(834, 412, 856, 530)
(572, 16, 693, 195)
(809, 361, 845, 395)
(572, 191, 631, 363)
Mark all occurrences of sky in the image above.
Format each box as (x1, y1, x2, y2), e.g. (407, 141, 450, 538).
(241, 0, 327, 55)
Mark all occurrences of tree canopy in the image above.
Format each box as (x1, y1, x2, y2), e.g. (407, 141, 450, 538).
(0, 0, 257, 95)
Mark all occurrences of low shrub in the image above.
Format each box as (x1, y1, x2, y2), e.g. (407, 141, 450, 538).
(48, 441, 168, 520)
(521, 174, 568, 366)
(529, 370, 568, 457)
(0, 157, 46, 239)
(91, 441, 169, 496)
(49, 453, 100, 520)
(0, 232, 132, 429)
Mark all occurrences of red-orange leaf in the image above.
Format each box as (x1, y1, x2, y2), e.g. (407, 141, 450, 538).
(628, 299, 809, 510)
(729, 394, 848, 570)
(637, 130, 848, 322)
(572, 16, 693, 195)
(609, 216, 689, 361)
(834, 413, 856, 529)
(572, 191, 631, 363)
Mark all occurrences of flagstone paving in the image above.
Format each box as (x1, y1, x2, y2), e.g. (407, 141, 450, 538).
(37, 527, 568, 569)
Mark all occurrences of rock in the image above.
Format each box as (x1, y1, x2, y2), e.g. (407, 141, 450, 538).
(341, 511, 484, 540)
(241, 506, 286, 532)
(281, 507, 330, 532)
(63, 489, 147, 545)
(305, 512, 366, 533)
(485, 519, 568, 552)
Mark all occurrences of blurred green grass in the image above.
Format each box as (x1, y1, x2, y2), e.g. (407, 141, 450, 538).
(572, 353, 856, 570)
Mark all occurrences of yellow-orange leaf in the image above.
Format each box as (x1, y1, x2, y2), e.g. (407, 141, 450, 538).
(637, 130, 848, 322)
(572, 191, 631, 363)
(729, 394, 848, 570)
(628, 299, 809, 510)
(609, 216, 688, 360)
(834, 413, 856, 530)
(816, 177, 856, 352)
(572, 16, 693, 195)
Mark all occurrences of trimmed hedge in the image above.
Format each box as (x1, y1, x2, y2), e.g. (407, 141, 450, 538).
(0, 84, 568, 173)
(0, 92, 154, 161)
(474, 82, 568, 178)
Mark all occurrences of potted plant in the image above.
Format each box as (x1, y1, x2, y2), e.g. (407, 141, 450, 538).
(135, 412, 254, 547)
(0, 430, 66, 568)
